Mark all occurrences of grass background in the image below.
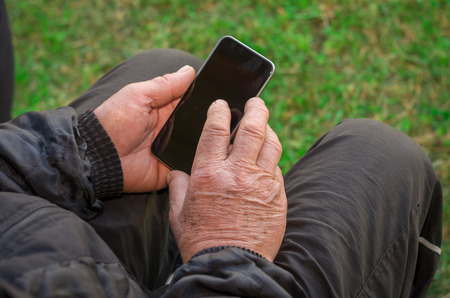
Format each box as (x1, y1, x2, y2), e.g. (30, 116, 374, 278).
(5, 0, 449, 295)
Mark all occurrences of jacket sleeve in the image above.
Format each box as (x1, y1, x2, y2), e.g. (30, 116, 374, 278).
(0, 107, 123, 219)
(163, 247, 304, 297)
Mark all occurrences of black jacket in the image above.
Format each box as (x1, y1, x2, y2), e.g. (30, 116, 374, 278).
(0, 108, 299, 297)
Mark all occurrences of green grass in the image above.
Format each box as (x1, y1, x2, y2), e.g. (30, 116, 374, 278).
(5, 0, 449, 295)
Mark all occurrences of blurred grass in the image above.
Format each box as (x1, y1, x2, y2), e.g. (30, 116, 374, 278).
(5, 0, 449, 295)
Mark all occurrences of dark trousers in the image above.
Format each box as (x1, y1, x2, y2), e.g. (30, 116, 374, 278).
(68, 50, 442, 297)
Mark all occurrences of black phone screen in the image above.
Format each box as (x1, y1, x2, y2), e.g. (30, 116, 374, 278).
(151, 36, 275, 174)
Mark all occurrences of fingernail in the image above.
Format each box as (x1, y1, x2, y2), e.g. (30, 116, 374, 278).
(177, 65, 191, 72)
(248, 97, 263, 104)
(214, 99, 229, 107)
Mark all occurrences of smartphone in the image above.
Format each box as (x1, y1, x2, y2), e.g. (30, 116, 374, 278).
(151, 35, 275, 174)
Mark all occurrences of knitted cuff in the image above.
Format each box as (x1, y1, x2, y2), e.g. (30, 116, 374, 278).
(77, 110, 123, 199)
(191, 246, 266, 261)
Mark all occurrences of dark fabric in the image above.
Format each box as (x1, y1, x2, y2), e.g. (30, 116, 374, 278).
(165, 248, 298, 297)
(0, 107, 104, 220)
(0, 0, 14, 123)
(0, 192, 148, 297)
(0, 107, 148, 296)
(77, 110, 123, 198)
(0, 277, 31, 298)
(276, 119, 442, 297)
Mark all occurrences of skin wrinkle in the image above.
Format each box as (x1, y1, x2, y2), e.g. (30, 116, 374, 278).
(201, 125, 230, 138)
(177, 177, 286, 249)
(237, 122, 266, 144)
(262, 136, 282, 154)
(177, 184, 285, 258)
(191, 166, 282, 206)
(143, 75, 175, 106)
(179, 204, 269, 256)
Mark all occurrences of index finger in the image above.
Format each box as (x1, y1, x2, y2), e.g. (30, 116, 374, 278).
(192, 100, 231, 171)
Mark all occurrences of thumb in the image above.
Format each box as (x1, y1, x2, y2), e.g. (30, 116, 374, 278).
(142, 65, 195, 108)
(167, 170, 190, 232)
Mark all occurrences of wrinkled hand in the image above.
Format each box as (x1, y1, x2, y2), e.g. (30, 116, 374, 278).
(167, 98, 287, 262)
(94, 65, 195, 193)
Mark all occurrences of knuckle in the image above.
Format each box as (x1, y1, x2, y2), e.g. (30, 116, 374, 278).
(275, 166, 283, 179)
(240, 120, 265, 141)
(192, 161, 224, 182)
(152, 75, 173, 95)
(203, 127, 229, 140)
(266, 136, 282, 154)
(156, 74, 172, 84)
(203, 118, 229, 137)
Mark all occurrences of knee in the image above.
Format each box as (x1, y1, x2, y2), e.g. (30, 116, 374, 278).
(130, 48, 203, 72)
(334, 118, 415, 150)
(336, 118, 397, 139)
(324, 118, 432, 174)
